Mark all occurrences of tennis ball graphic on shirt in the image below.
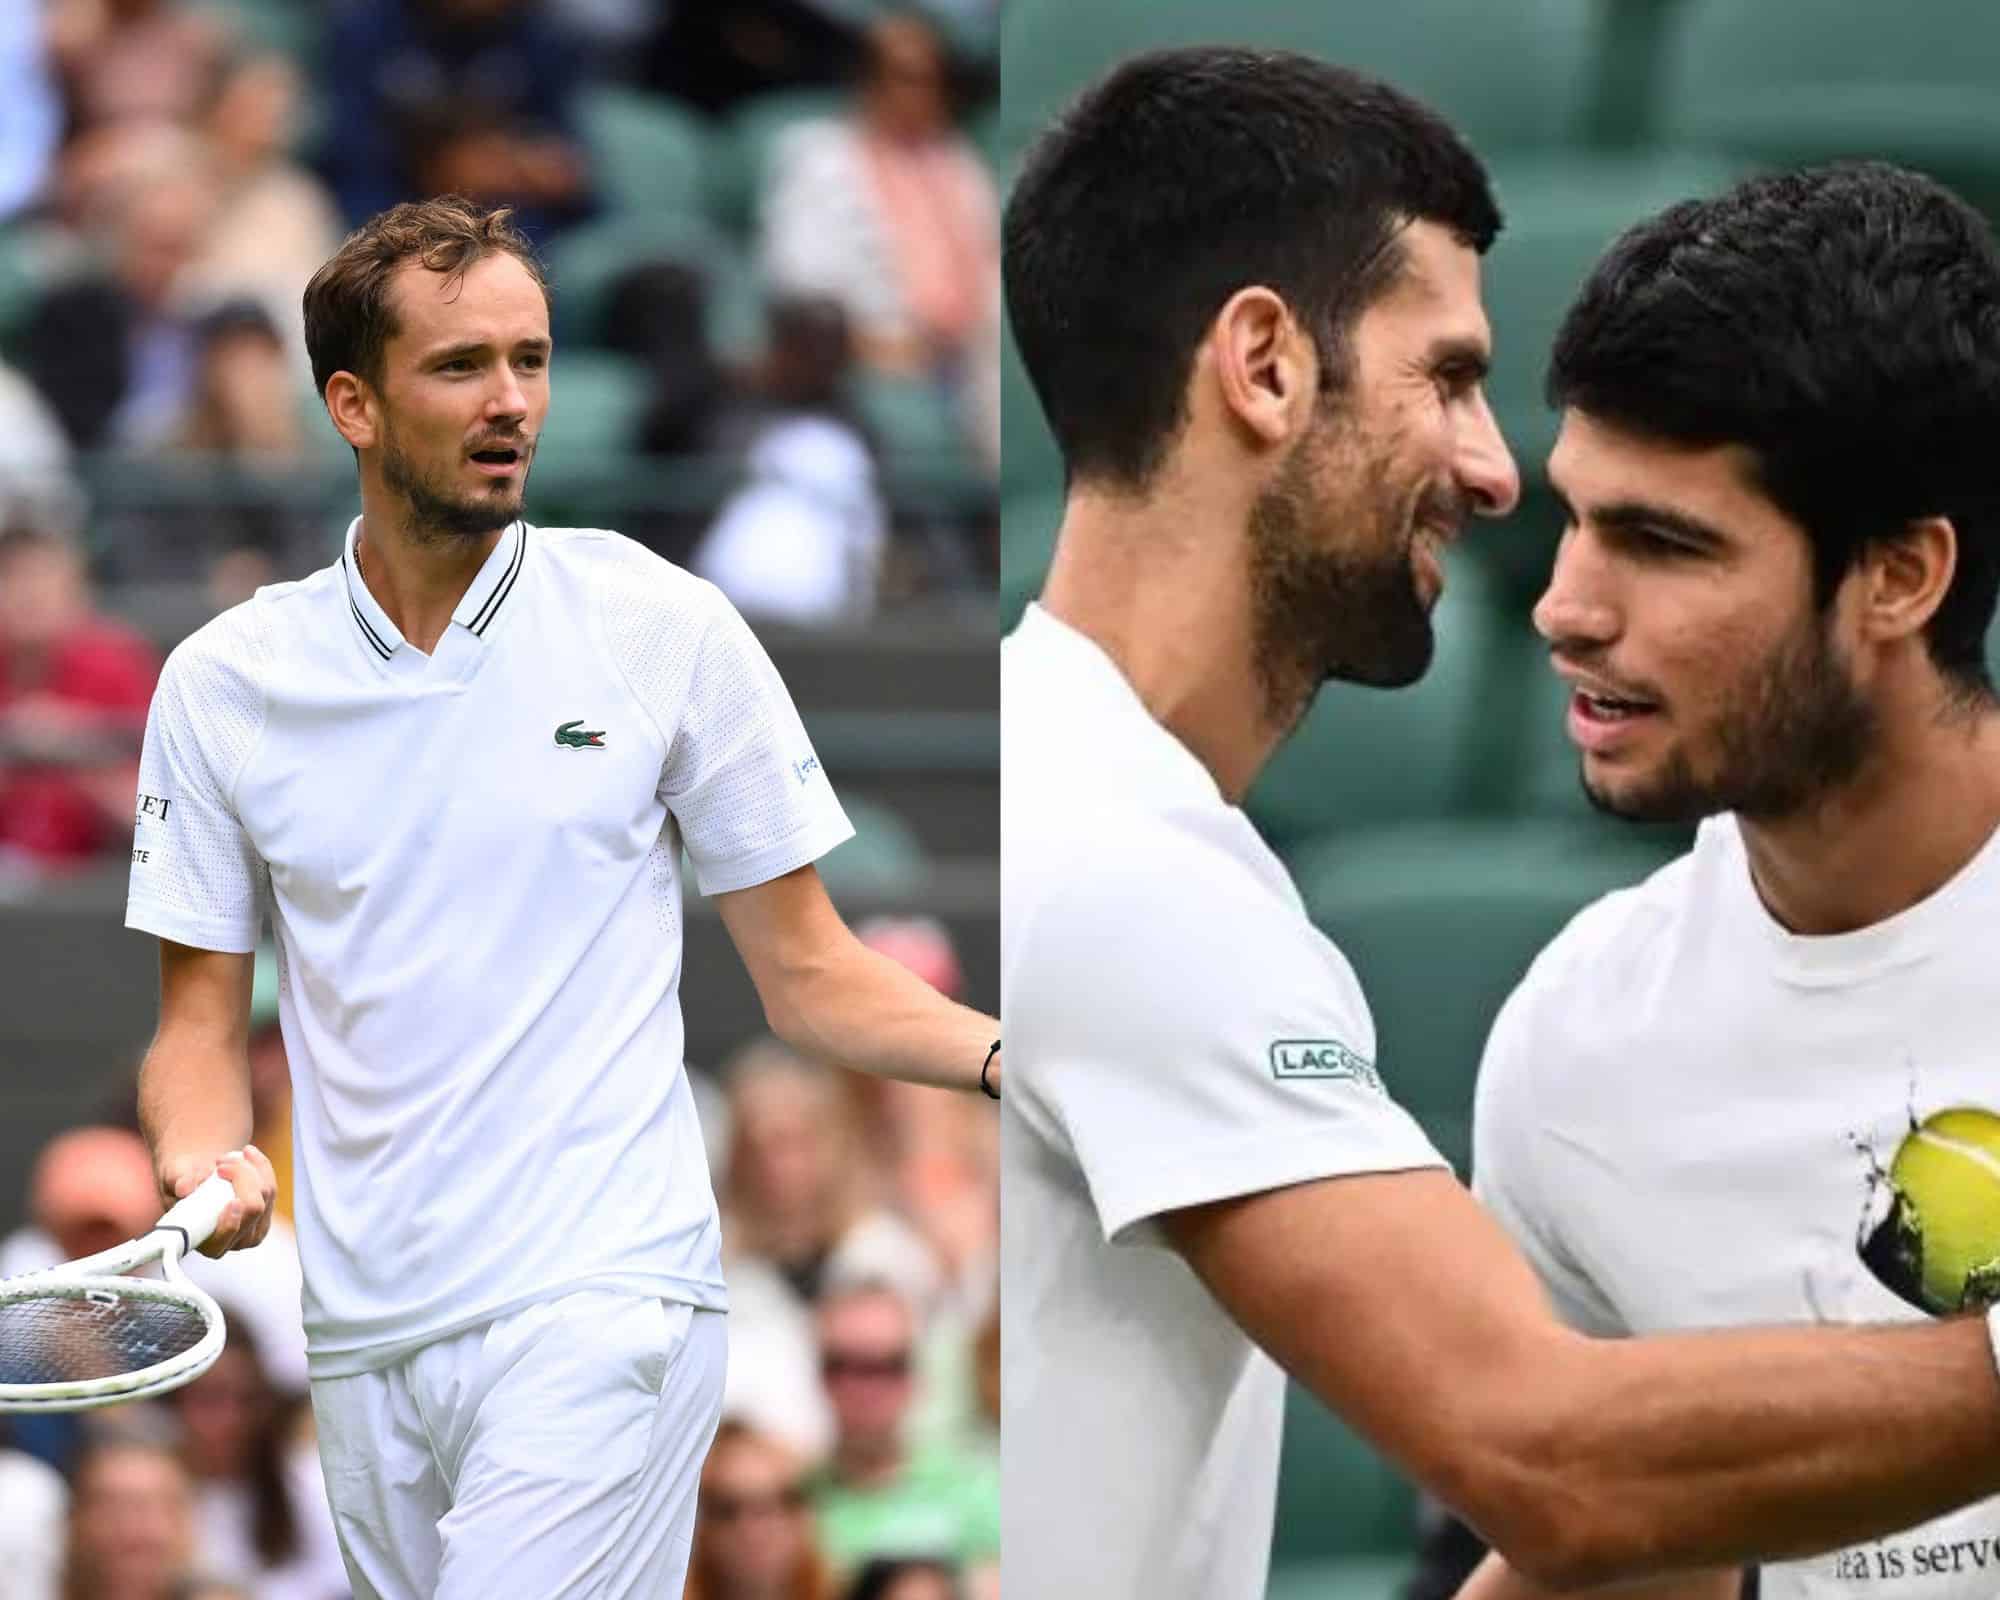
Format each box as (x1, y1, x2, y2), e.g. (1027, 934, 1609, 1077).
(1858, 1107, 2000, 1317)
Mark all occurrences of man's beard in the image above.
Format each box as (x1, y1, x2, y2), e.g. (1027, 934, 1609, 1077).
(1581, 609, 1878, 825)
(1246, 421, 1448, 734)
(380, 424, 529, 545)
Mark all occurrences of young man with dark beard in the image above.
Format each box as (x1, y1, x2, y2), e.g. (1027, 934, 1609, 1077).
(1000, 51, 2000, 1600)
(1462, 162, 2000, 1600)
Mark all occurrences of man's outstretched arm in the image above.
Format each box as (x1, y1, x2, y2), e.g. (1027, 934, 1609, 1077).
(1164, 1167, 2000, 1591)
(717, 864, 999, 1094)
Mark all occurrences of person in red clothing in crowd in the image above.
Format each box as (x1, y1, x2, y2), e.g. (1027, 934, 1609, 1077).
(0, 519, 159, 878)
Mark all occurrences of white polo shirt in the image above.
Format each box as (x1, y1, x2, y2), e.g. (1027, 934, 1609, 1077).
(1001, 604, 1445, 1600)
(127, 519, 852, 1377)
(1476, 814, 2000, 1599)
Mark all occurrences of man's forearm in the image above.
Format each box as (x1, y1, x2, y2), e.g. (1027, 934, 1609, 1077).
(770, 939, 997, 1092)
(1468, 1315, 2000, 1587)
(137, 1030, 254, 1195)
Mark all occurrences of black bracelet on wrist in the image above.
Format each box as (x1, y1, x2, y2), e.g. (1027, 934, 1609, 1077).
(981, 1039, 1001, 1100)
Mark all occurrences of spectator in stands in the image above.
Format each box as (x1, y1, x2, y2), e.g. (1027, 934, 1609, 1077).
(0, 524, 158, 877)
(691, 409, 887, 626)
(714, 1037, 936, 1460)
(685, 1418, 837, 1600)
(169, 1319, 347, 1600)
(845, 916, 993, 1310)
(687, 292, 887, 621)
(323, 0, 595, 243)
(182, 51, 344, 388)
(0, 363, 82, 530)
(613, 259, 742, 461)
(0, 0, 62, 220)
(172, 299, 308, 462)
(759, 13, 997, 424)
(723, 1039, 938, 1311)
(147, 298, 315, 609)
(0, 1423, 66, 1600)
(23, 136, 219, 451)
(807, 1280, 997, 1576)
(45, 0, 230, 133)
(0, 1127, 309, 1393)
(642, 0, 867, 116)
(60, 1436, 200, 1600)
(843, 1559, 959, 1600)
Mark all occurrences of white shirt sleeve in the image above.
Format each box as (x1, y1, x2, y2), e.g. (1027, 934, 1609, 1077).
(124, 627, 268, 954)
(1473, 977, 1630, 1337)
(1012, 816, 1446, 1245)
(656, 594, 853, 896)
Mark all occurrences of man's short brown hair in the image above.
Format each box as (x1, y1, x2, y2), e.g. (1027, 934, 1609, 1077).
(302, 195, 550, 399)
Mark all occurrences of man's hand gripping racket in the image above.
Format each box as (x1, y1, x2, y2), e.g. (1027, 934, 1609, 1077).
(0, 1159, 252, 1412)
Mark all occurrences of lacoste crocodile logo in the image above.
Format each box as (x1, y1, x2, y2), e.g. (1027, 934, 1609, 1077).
(554, 719, 607, 750)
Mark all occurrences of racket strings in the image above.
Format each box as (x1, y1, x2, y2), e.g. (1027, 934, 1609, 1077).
(0, 1289, 209, 1385)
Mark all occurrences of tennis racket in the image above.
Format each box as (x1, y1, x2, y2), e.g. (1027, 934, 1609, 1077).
(0, 1173, 235, 1412)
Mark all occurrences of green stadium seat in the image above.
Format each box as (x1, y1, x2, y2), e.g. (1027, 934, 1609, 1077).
(711, 89, 851, 239)
(965, 103, 1007, 185)
(534, 349, 649, 467)
(0, 228, 46, 346)
(1244, 548, 1514, 852)
(1659, 0, 2000, 218)
(545, 214, 765, 361)
(1573, 0, 1685, 151)
(817, 793, 931, 895)
(1472, 152, 1747, 601)
(577, 86, 714, 222)
(1293, 818, 1683, 1174)
(1267, 1555, 1414, 1600)
(999, 488, 1063, 634)
(204, 0, 323, 64)
(1272, 1379, 1417, 1572)
(999, 323, 1061, 503)
(848, 367, 977, 480)
(1480, 153, 1748, 488)
(1000, 0, 1600, 162)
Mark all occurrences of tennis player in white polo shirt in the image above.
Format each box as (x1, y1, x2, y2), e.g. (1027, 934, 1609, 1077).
(1001, 47, 2000, 1600)
(123, 197, 999, 1600)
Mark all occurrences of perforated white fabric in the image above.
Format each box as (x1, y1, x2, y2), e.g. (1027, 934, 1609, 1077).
(128, 601, 274, 952)
(593, 539, 850, 895)
(124, 527, 851, 1378)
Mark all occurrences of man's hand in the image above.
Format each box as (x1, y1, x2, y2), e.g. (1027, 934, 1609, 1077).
(157, 1144, 276, 1258)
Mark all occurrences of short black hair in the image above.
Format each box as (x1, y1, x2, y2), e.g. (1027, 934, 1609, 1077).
(1549, 161, 2000, 698)
(1003, 46, 1501, 490)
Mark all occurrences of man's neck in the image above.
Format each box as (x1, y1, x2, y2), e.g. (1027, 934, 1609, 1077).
(1739, 693, 2000, 936)
(354, 494, 508, 657)
(833, 1432, 906, 1488)
(1037, 486, 1282, 804)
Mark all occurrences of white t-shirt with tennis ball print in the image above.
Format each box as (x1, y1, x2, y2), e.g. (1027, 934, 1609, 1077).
(126, 520, 852, 1378)
(1476, 812, 2000, 1600)
(1001, 604, 1447, 1600)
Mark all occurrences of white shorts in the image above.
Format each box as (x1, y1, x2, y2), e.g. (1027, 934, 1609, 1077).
(310, 1290, 727, 1600)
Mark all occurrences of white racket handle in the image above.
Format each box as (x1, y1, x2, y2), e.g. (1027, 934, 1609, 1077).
(154, 1173, 237, 1255)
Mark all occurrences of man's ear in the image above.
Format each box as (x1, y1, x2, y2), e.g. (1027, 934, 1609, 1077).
(323, 371, 379, 452)
(1206, 286, 1316, 453)
(1855, 516, 1955, 648)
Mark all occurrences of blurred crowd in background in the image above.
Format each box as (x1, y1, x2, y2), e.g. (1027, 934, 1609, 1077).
(0, 913, 999, 1600)
(0, 0, 1001, 887)
(0, 0, 999, 1595)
